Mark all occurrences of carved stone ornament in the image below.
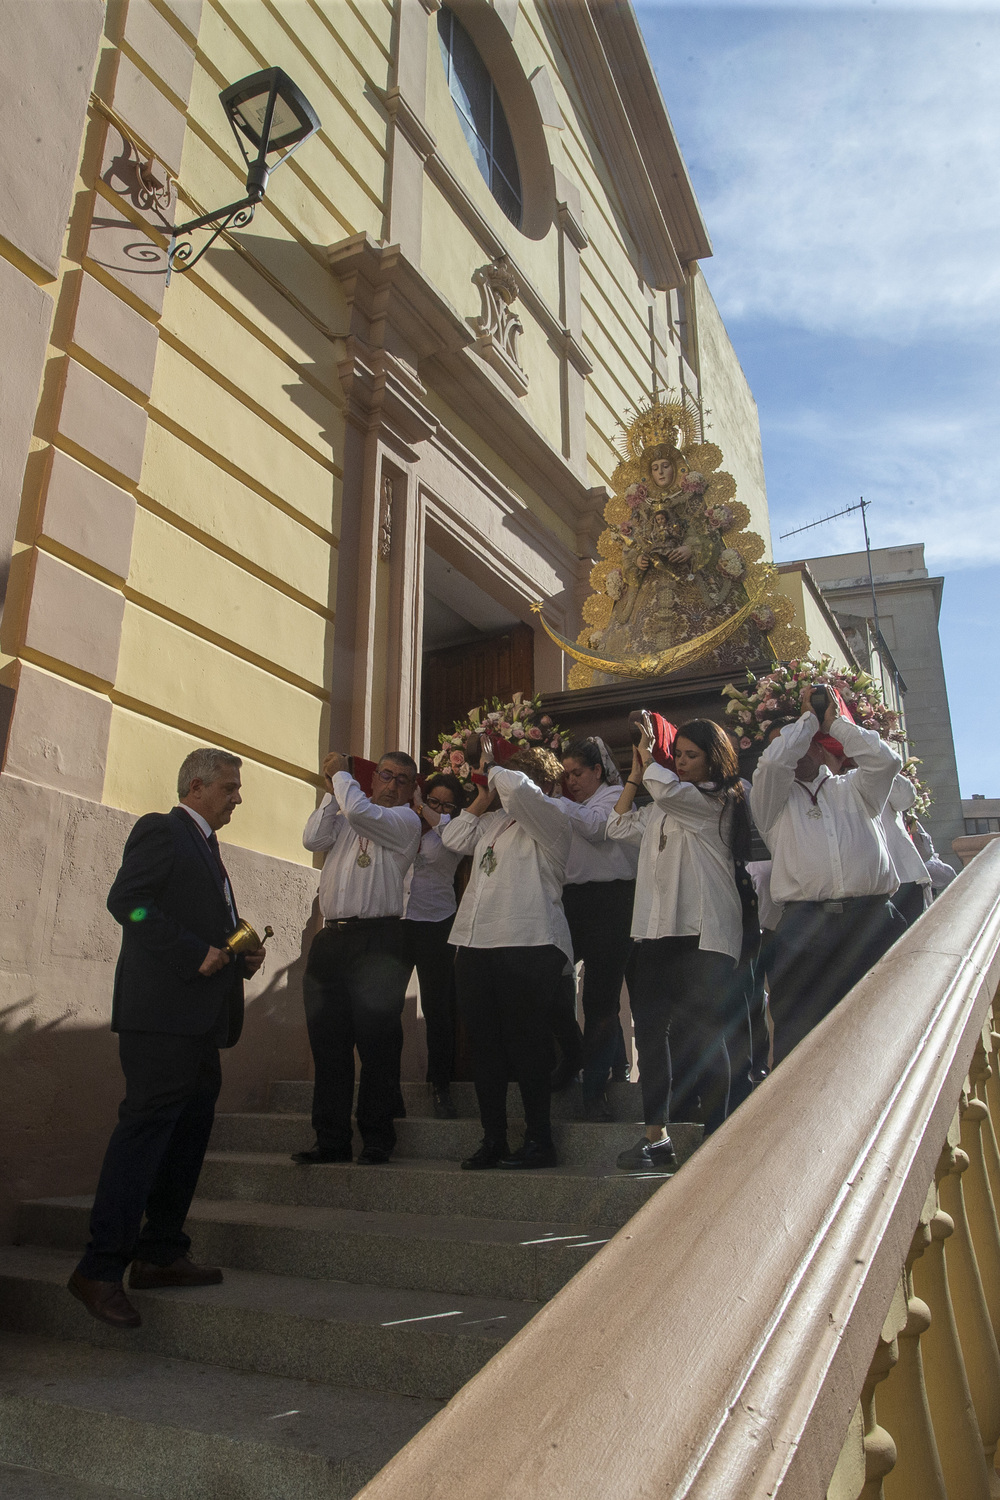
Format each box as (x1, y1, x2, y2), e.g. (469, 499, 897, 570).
(472, 255, 528, 397)
(378, 474, 393, 560)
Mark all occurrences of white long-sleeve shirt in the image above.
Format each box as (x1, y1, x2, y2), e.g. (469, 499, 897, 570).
(606, 762, 742, 961)
(881, 775, 931, 888)
(303, 772, 421, 920)
(751, 713, 901, 905)
(403, 819, 464, 922)
(558, 782, 640, 885)
(441, 765, 573, 960)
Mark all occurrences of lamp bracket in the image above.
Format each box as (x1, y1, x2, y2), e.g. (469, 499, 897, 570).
(166, 191, 262, 282)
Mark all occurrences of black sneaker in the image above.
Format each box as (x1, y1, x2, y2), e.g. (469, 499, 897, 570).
(611, 1064, 631, 1083)
(498, 1139, 558, 1170)
(291, 1146, 353, 1165)
(461, 1137, 509, 1170)
(433, 1088, 458, 1119)
(615, 1134, 677, 1171)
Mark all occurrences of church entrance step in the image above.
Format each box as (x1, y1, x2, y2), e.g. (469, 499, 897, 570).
(270, 1077, 644, 1121)
(0, 1333, 439, 1500)
(0, 1247, 533, 1400)
(16, 1197, 613, 1302)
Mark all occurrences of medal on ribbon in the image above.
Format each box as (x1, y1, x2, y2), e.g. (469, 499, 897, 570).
(356, 837, 372, 868)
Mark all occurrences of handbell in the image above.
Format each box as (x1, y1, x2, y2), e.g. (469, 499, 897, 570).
(224, 920, 274, 955)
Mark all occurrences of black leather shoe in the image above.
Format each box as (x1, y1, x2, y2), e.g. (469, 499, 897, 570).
(356, 1146, 391, 1165)
(68, 1271, 141, 1328)
(616, 1134, 677, 1171)
(551, 1056, 581, 1091)
(291, 1146, 353, 1165)
(433, 1088, 458, 1119)
(461, 1138, 509, 1170)
(129, 1256, 222, 1289)
(498, 1139, 558, 1170)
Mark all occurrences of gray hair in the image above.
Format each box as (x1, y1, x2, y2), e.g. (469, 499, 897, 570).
(177, 747, 242, 798)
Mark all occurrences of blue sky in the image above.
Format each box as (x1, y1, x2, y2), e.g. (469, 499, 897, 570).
(634, 0, 999, 794)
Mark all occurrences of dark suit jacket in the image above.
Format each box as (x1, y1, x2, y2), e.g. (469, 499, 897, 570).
(107, 806, 244, 1046)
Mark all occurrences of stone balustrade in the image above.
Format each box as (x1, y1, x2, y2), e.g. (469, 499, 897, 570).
(356, 839, 1000, 1500)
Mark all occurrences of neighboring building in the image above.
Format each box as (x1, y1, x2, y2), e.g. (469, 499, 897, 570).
(963, 796, 1000, 836)
(0, 0, 775, 1223)
(802, 544, 963, 866)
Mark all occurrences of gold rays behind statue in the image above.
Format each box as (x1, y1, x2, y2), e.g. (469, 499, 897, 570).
(558, 392, 808, 687)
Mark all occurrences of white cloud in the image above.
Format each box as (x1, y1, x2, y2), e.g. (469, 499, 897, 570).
(641, 7, 1000, 340)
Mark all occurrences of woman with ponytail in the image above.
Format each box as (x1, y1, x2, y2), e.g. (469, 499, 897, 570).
(607, 714, 749, 1168)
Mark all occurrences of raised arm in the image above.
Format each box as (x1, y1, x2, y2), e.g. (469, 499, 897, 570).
(332, 772, 422, 858)
(303, 793, 344, 853)
(837, 719, 902, 815)
(643, 762, 729, 831)
(751, 712, 818, 835)
(489, 766, 571, 862)
(439, 808, 486, 856)
(887, 772, 917, 815)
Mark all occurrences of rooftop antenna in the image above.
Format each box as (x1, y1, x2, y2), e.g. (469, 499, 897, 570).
(780, 498, 888, 695)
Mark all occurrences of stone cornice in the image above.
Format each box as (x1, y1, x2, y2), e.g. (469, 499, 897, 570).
(380, 85, 437, 161)
(327, 233, 473, 362)
(545, 0, 684, 290)
(337, 338, 438, 454)
(589, 0, 712, 265)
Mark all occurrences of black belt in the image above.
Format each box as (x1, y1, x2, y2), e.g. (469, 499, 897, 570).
(784, 895, 891, 915)
(324, 915, 400, 929)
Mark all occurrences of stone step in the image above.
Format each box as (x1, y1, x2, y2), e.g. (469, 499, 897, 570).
(271, 1077, 644, 1121)
(0, 1332, 438, 1500)
(210, 1110, 698, 1170)
(196, 1151, 676, 1226)
(0, 1246, 533, 1401)
(17, 1197, 614, 1303)
(0, 1462, 142, 1499)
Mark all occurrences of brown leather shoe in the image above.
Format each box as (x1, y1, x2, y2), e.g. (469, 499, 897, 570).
(129, 1256, 223, 1289)
(68, 1270, 141, 1328)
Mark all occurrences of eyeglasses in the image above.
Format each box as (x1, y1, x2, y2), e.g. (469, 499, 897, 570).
(425, 797, 456, 813)
(376, 768, 415, 787)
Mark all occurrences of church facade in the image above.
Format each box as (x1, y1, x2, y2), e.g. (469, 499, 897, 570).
(1, 0, 796, 1223)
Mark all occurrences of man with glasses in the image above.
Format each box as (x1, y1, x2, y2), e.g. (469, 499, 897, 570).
(294, 749, 422, 1165)
(402, 773, 467, 1118)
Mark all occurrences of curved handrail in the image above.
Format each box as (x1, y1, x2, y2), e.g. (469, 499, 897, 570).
(357, 841, 1000, 1500)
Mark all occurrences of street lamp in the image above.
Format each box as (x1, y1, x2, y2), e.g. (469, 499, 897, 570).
(166, 66, 320, 281)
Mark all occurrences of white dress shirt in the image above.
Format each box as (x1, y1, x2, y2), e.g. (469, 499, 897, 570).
(180, 803, 236, 924)
(441, 766, 573, 960)
(558, 783, 640, 885)
(606, 762, 742, 961)
(881, 775, 931, 888)
(746, 859, 783, 932)
(403, 818, 464, 922)
(751, 713, 901, 905)
(303, 772, 421, 920)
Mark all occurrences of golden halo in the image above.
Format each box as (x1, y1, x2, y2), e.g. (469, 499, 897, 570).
(617, 392, 702, 465)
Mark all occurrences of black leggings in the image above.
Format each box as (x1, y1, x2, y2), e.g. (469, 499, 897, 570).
(626, 936, 734, 1135)
(403, 917, 456, 1089)
(562, 880, 635, 1100)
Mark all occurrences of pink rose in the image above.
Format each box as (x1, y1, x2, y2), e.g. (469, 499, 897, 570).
(540, 716, 552, 727)
(740, 737, 752, 750)
(449, 751, 465, 769)
(550, 735, 561, 750)
(528, 726, 542, 740)
(500, 721, 512, 736)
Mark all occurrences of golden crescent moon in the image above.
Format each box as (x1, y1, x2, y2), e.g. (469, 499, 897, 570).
(530, 591, 763, 680)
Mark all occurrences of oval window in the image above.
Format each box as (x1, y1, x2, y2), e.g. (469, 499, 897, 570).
(437, 5, 523, 229)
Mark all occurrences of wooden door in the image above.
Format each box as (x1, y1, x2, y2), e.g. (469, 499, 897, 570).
(420, 622, 535, 767)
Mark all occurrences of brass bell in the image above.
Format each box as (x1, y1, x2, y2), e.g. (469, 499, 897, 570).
(224, 920, 274, 955)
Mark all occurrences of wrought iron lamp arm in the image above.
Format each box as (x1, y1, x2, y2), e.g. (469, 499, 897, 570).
(166, 192, 261, 282)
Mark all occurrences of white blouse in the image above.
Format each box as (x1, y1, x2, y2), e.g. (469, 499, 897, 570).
(881, 775, 931, 887)
(403, 818, 465, 923)
(303, 773, 421, 920)
(750, 713, 900, 906)
(441, 766, 573, 961)
(607, 762, 742, 961)
(558, 783, 640, 886)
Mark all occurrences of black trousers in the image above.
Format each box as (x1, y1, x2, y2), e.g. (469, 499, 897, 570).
(769, 895, 905, 1066)
(403, 917, 457, 1089)
(77, 1029, 222, 1282)
(562, 879, 635, 1101)
(894, 881, 927, 930)
(626, 936, 734, 1135)
(303, 919, 409, 1155)
(455, 945, 564, 1145)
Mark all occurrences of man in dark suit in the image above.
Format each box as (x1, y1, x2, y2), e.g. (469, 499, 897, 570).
(68, 748, 266, 1328)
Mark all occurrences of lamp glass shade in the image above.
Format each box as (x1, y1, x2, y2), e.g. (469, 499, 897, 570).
(220, 66, 320, 155)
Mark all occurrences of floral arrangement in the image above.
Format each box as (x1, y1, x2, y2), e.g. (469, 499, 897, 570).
(721, 655, 909, 752)
(425, 692, 569, 781)
(900, 756, 934, 821)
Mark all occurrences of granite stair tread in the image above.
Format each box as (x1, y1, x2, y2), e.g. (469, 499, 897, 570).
(0, 1332, 441, 1500)
(0, 1246, 532, 1399)
(271, 1077, 643, 1122)
(0, 1462, 143, 1499)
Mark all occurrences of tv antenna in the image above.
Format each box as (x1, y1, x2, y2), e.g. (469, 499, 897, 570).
(779, 498, 891, 698)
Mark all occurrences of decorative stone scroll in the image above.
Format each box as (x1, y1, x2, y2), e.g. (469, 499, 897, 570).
(378, 472, 393, 561)
(472, 254, 528, 397)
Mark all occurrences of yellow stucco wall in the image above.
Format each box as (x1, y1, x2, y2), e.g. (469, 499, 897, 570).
(776, 570, 853, 670)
